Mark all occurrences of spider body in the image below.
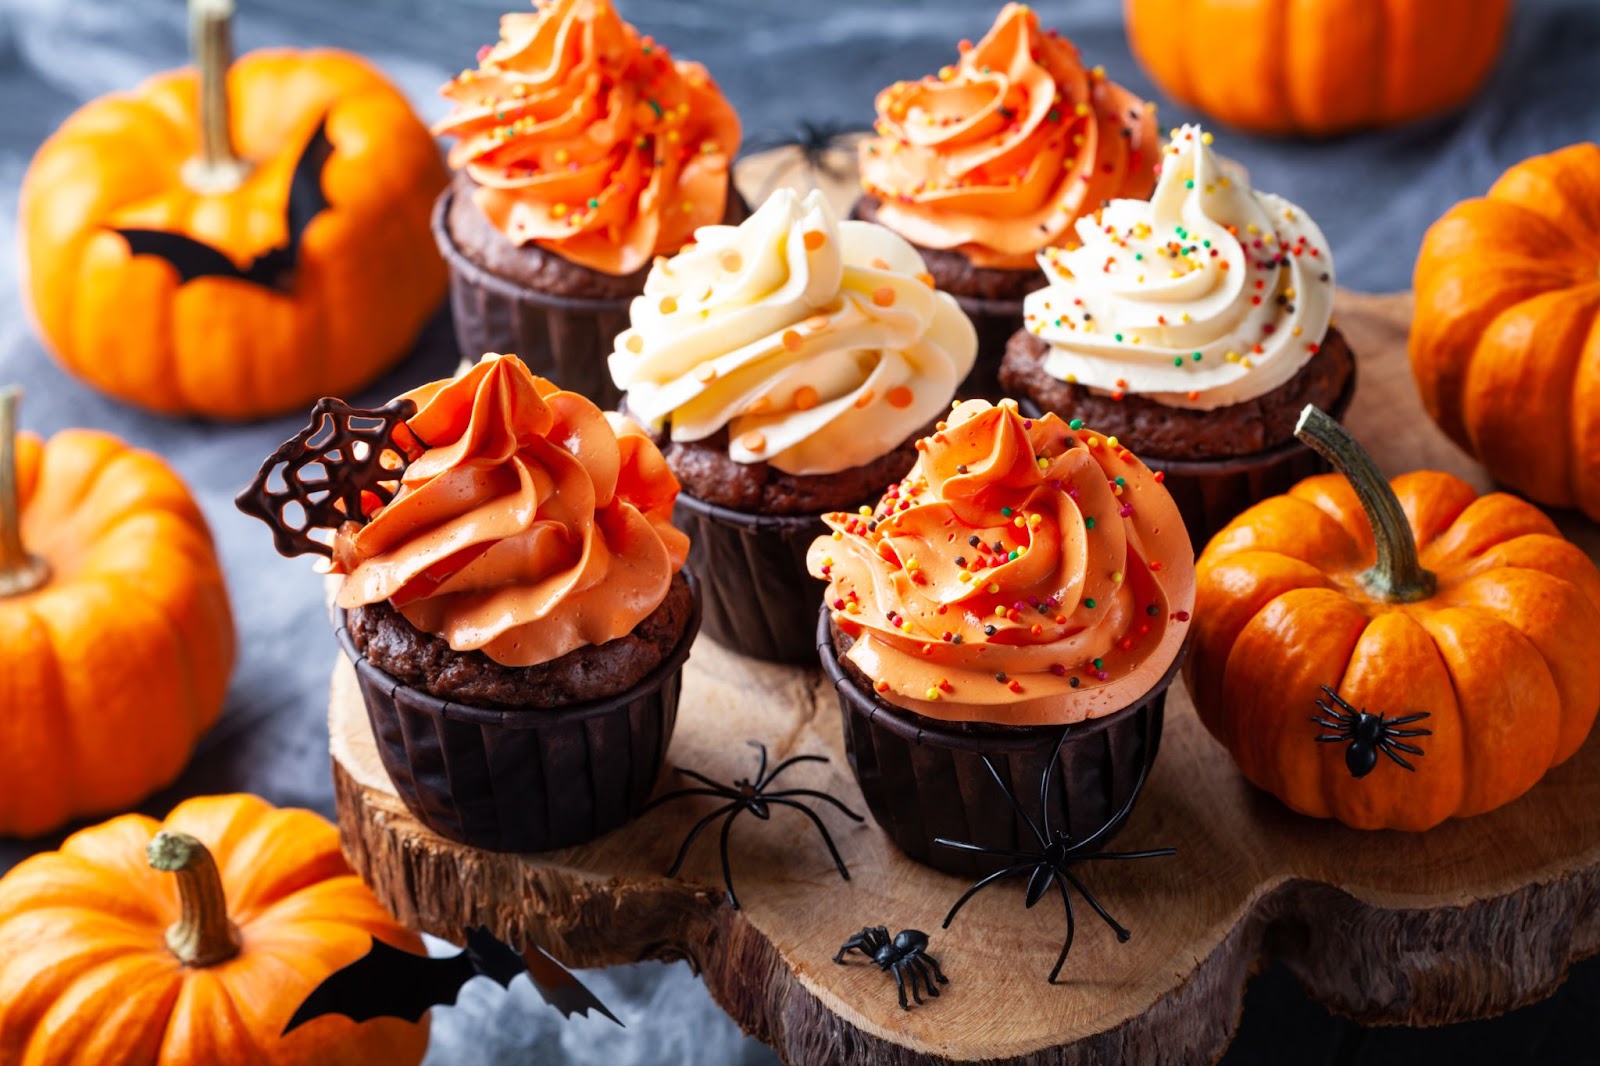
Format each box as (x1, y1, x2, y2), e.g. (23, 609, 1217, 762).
(644, 741, 863, 910)
(1312, 686, 1432, 778)
(834, 926, 948, 1010)
(935, 728, 1175, 983)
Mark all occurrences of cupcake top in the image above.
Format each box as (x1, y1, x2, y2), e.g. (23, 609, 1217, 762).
(858, 3, 1157, 271)
(434, 0, 741, 275)
(1022, 124, 1336, 411)
(331, 353, 688, 667)
(808, 399, 1193, 727)
(610, 189, 977, 476)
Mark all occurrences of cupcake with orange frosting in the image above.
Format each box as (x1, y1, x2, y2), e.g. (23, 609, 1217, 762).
(811, 398, 1193, 873)
(241, 353, 700, 852)
(432, 0, 743, 408)
(611, 188, 976, 662)
(857, 3, 1157, 394)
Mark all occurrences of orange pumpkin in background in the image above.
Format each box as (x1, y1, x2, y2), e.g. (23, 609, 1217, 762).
(1124, 0, 1512, 137)
(1411, 142, 1600, 520)
(1186, 408, 1600, 831)
(0, 793, 429, 1065)
(19, 0, 446, 419)
(0, 389, 234, 837)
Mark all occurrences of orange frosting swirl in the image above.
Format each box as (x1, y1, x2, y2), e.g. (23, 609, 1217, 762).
(434, 0, 741, 275)
(333, 353, 689, 667)
(807, 399, 1194, 726)
(858, 3, 1158, 270)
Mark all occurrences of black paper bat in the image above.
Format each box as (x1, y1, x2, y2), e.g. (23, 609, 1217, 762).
(114, 116, 333, 293)
(283, 926, 621, 1033)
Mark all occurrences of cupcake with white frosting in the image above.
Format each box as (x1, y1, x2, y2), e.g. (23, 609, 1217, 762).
(1000, 124, 1356, 544)
(611, 188, 977, 662)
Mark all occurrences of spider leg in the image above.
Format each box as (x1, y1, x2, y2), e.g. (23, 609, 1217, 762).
(1319, 686, 1358, 715)
(1073, 848, 1178, 862)
(903, 961, 925, 1005)
(1376, 743, 1419, 772)
(1312, 703, 1352, 726)
(719, 809, 742, 909)
(979, 754, 1049, 849)
(1074, 733, 1160, 854)
(1311, 715, 1351, 731)
(1383, 739, 1427, 756)
(924, 951, 949, 985)
(766, 798, 851, 882)
(747, 740, 769, 786)
(1047, 877, 1077, 984)
(933, 838, 1038, 859)
(941, 863, 1035, 928)
(759, 754, 829, 790)
(1025, 863, 1058, 908)
(764, 788, 865, 822)
(642, 787, 738, 813)
(910, 957, 941, 998)
(832, 934, 867, 964)
(892, 963, 910, 1011)
(674, 768, 732, 792)
(1385, 713, 1432, 727)
(1039, 725, 1072, 840)
(665, 803, 740, 876)
(1385, 728, 1432, 740)
(1314, 734, 1351, 743)
(1060, 868, 1132, 943)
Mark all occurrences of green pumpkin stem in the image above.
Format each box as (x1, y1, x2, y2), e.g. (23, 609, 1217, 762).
(1294, 405, 1436, 604)
(0, 388, 51, 599)
(182, 0, 252, 194)
(148, 831, 243, 968)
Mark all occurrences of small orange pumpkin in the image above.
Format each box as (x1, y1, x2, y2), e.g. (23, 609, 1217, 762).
(0, 388, 234, 837)
(1124, 0, 1512, 137)
(1410, 142, 1600, 519)
(1186, 407, 1600, 831)
(20, 0, 447, 419)
(0, 793, 429, 1064)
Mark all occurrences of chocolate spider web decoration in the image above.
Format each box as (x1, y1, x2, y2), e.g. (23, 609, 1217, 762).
(235, 397, 426, 558)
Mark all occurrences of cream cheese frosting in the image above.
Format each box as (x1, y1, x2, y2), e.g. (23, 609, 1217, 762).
(1022, 124, 1335, 411)
(609, 188, 977, 476)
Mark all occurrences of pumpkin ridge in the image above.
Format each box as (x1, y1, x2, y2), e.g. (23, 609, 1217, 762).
(92, 568, 209, 742)
(22, 950, 181, 1066)
(5, 600, 72, 835)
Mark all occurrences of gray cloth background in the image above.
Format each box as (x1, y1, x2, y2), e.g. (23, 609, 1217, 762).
(1, 1, 1597, 1063)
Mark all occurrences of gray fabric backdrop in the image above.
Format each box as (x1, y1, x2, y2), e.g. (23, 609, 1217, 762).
(1, 1, 1597, 1063)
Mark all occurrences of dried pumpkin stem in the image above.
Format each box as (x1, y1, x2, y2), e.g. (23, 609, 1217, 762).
(147, 831, 242, 968)
(1294, 405, 1436, 604)
(0, 388, 51, 599)
(181, 0, 252, 194)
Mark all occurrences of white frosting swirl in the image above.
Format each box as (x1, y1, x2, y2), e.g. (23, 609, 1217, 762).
(1022, 124, 1335, 411)
(609, 189, 977, 475)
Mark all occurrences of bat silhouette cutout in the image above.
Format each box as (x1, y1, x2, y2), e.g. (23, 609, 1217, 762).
(283, 926, 621, 1034)
(114, 116, 333, 293)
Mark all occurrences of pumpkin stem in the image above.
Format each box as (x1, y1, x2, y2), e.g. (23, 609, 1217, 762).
(0, 388, 51, 599)
(1294, 405, 1437, 604)
(181, 0, 252, 194)
(147, 831, 243, 968)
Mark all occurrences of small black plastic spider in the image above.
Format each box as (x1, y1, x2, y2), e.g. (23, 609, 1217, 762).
(935, 728, 1174, 983)
(644, 741, 864, 910)
(1312, 685, 1432, 778)
(740, 120, 871, 202)
(834, 926, 948, 1010)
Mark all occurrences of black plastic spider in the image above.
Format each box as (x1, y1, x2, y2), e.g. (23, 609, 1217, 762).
(740, 120, 871, 202)
(935, 728, 1174, 983)
(834, 926, 948, 1010)
(644, 741, 864, 910)
(1312, 685, 1432, 778)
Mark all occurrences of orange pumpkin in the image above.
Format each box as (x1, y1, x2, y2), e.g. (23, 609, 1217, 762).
(0, 388, 234, 837)
(0, 793, 429, 1064)
(1124, 0, 1512, 137)
(1410, 142, 1600, 520)
(1186, 407, 1600, 831)
(19, 0, 447, 419)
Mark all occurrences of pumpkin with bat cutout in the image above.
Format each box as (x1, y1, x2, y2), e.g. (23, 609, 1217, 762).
(0, 389, 234, 838)
(1125, 0, 1511, 138)
(0, 793, 429, 1065)
(19, 0, 447, 419)
(1185, 407, 1600, 831)
(1410, 142, 1600, 520)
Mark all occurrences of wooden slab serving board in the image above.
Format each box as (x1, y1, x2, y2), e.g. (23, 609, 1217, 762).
(328, 153, 1600, 1065)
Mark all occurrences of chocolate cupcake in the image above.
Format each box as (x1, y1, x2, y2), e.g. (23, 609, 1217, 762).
(856, 3, 1158, 397)
(809, 399, 1194, 875)
(240, 354, 700, 852)
(431, 0, 743, 409)
(610, 188, 977, 663)
(1001, 124, 1356, 546)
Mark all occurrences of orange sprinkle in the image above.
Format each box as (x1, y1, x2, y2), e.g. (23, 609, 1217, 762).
(872, 286, 896, 307)
(660, 296, 678, 314)
(746, 396, 772, 415)
(782, 330, 803, 352)
(803, 230, 826, 251)
(694, 365, 718, 383)
(916, 272, 935, 288)
(738, 431, 766, 453)
(624, 334, 644, 353)
(804, 314, 830, 330)
(720, 251, 743, 272)
(887, 386, 914, 408)
(794, 386, 819, 410)
(855, 389, 875, 408)
(872, 257, 891, 270)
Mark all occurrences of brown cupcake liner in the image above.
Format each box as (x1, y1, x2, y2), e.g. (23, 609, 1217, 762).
(433, 188, 631, 411)
(673, 492, 825, 664)
(1018, 361, 1358, 549)
(334, 570, 702, 853)
(818, 609, 1181, 877)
